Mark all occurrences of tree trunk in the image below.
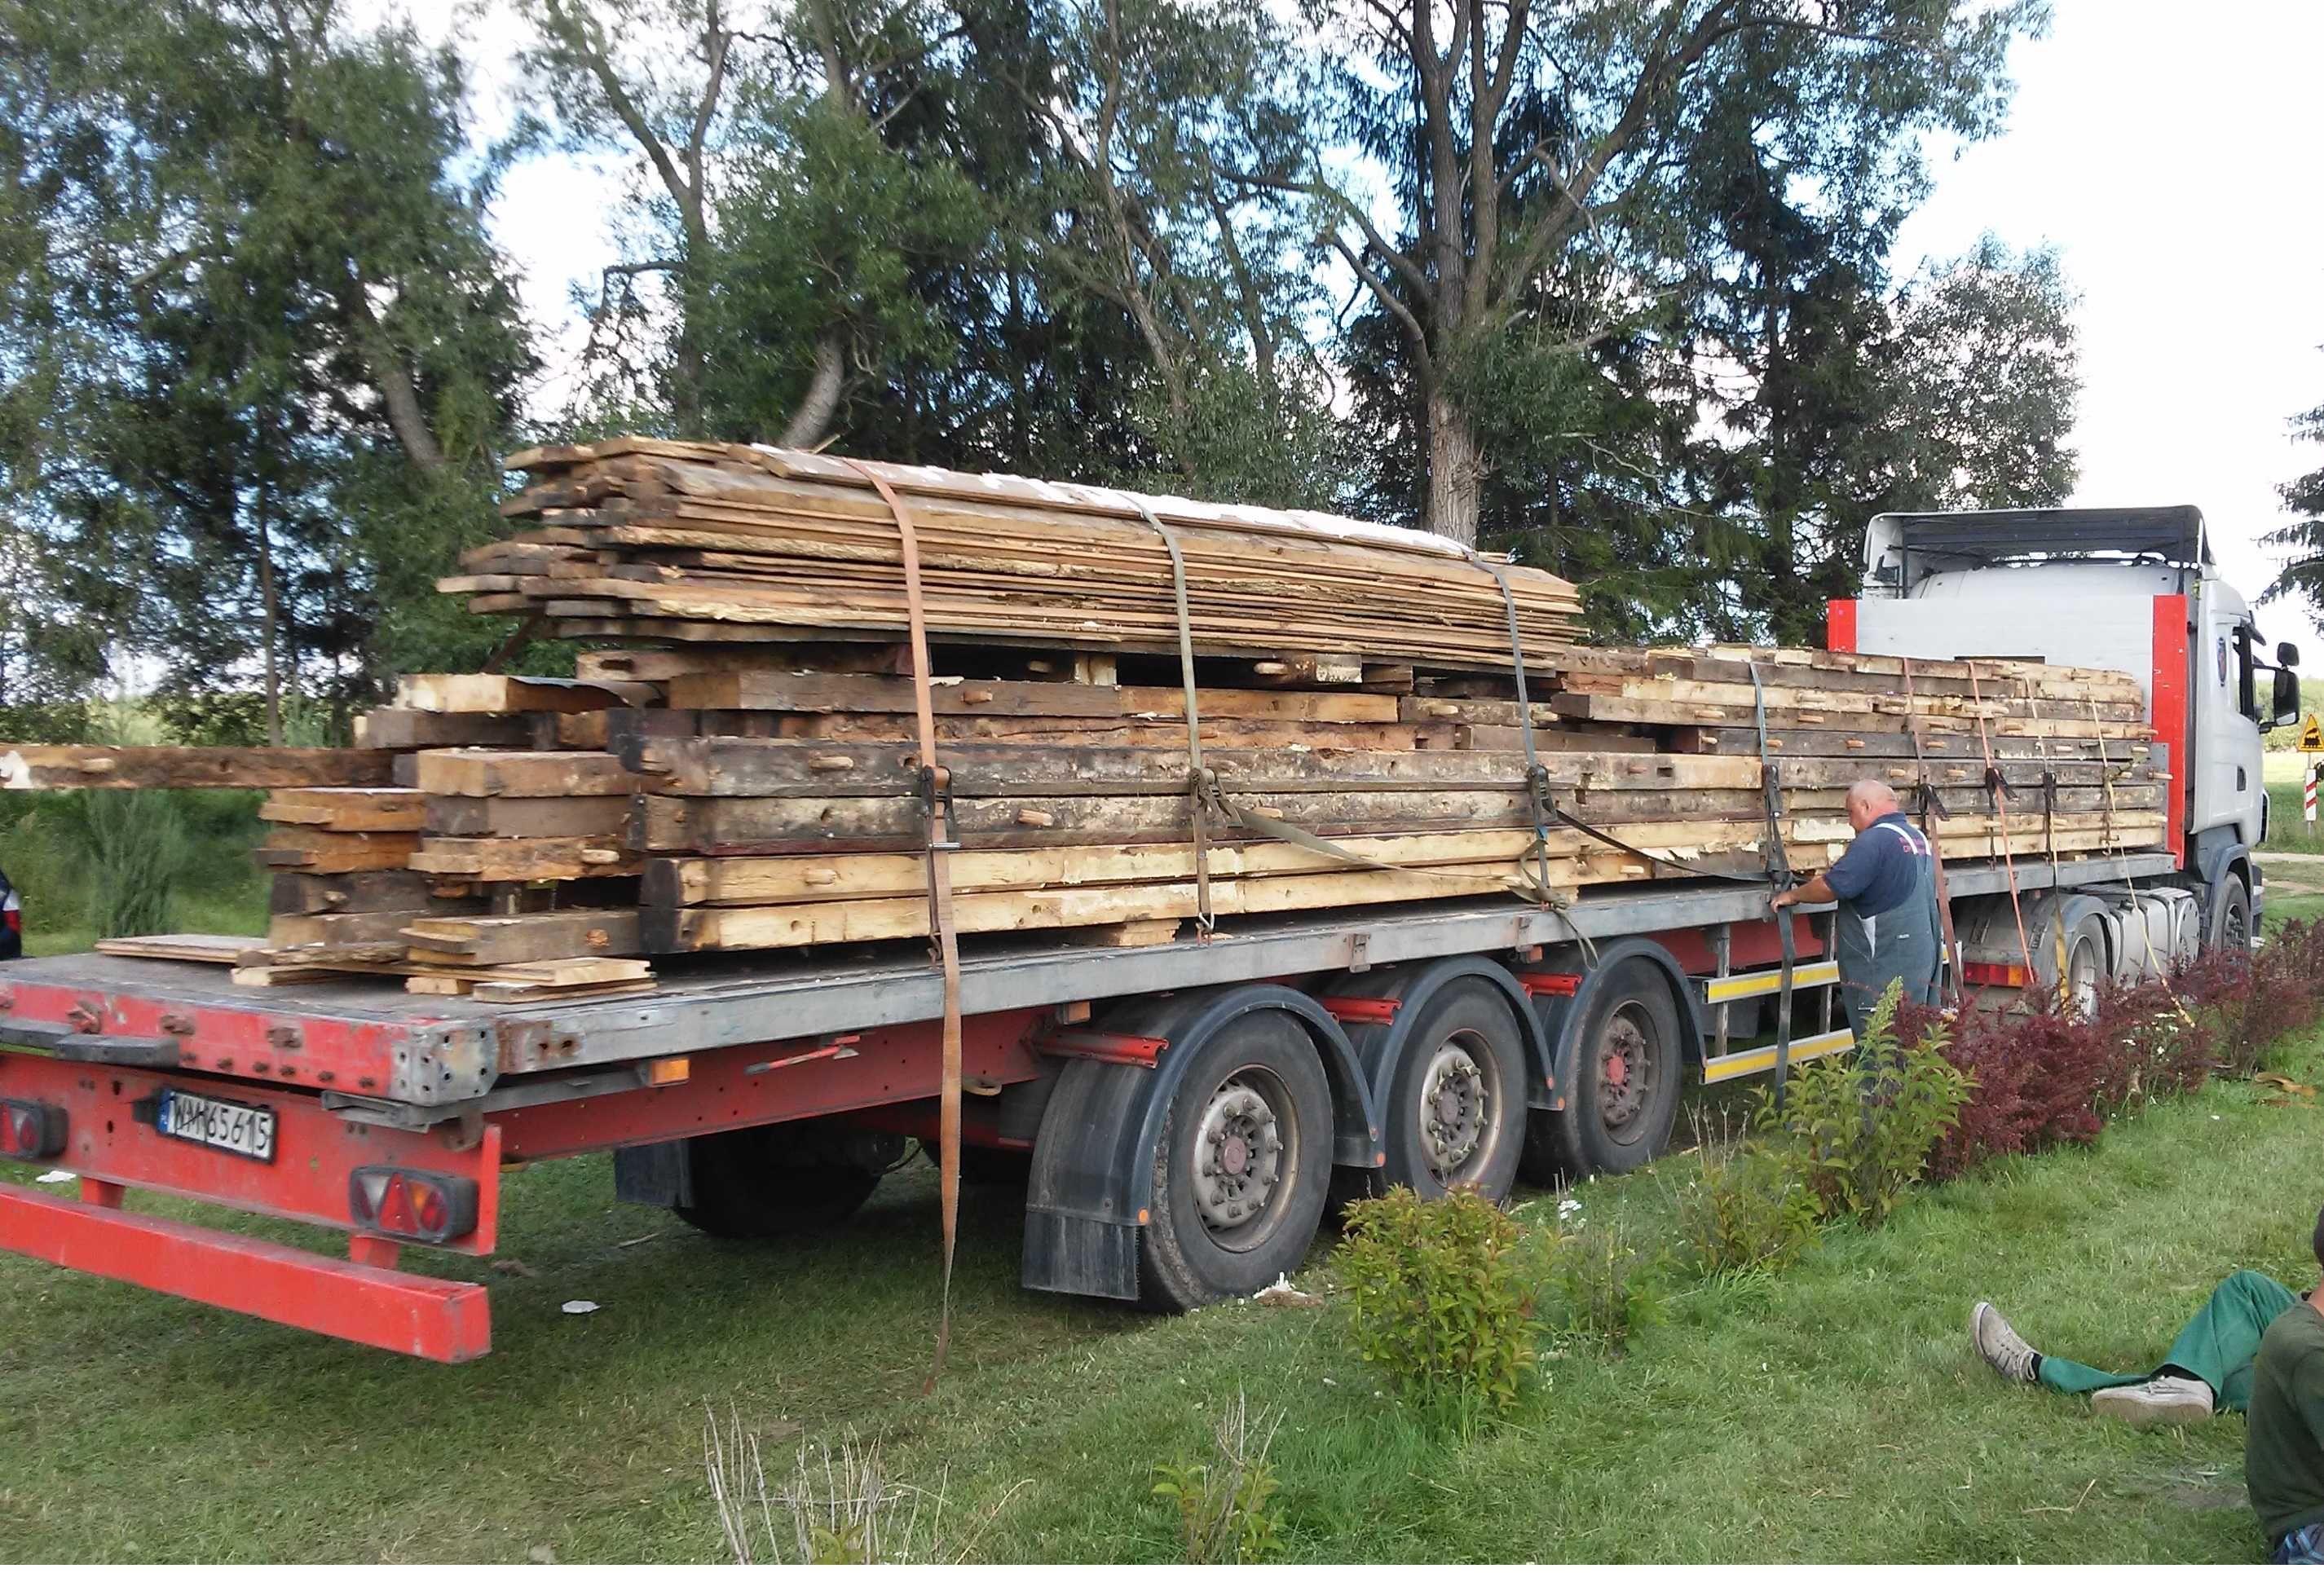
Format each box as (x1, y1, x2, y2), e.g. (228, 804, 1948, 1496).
(256, 506, 282, 747)
(1424, 390, 1484, 547)
(777, 332, 846, 449)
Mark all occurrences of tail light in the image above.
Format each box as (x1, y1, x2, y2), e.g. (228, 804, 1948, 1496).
(0, 1098, 64, 1160)
(1963, 961, 2031, 989)
(348, 1166, 478, 1245)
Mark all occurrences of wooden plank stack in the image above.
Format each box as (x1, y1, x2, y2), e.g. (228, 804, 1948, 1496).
(456, 438, 1584, 667)
(3, 438, 2173, 988)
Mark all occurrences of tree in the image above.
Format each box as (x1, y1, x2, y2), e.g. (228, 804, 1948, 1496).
(2264, 371, 2324, 629)
(521, 0, 756, 434)
(0, 0, 534, 734)
(1307, 0, 2044, 544)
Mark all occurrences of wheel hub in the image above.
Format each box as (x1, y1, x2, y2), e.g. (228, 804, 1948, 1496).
(1599, 1015, 1648, 1129)
(1418, 1043, 1488, 1182)
(1192, 1079, 1282, 1234)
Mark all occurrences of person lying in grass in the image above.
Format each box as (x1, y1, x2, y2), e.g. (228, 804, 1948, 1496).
(1972, 1204, 2324, 1565)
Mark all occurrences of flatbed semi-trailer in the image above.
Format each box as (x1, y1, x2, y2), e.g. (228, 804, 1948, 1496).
(0, 850, 2182, 1361)
(0, 504, 2293, 1361)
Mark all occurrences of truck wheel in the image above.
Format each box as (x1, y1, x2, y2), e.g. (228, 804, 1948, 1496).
(1563, 959, 1683, 1177)
(2207, 874, 2252, 954)
(1140, 1011, 1332, 1311)
(1378, 981, 1527, 1203)
(2060, 915, 2107, 1020)
(674, 1126, 884, 1240)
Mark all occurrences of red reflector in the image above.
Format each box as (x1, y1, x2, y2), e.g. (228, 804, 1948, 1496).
(348, 1165, 478, 1245)
(0, 1099, 64, 1159)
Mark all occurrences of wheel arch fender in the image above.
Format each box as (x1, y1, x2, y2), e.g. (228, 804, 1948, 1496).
(1312, 955, 1554, 1112)
(1020, 983, 1375, 1302)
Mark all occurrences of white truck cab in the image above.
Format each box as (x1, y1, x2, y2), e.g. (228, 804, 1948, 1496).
(1832, 505, 2297, 962)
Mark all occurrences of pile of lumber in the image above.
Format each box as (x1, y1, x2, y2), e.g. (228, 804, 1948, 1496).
(1, 439, 2171, 985)
(456, 439, 1584, 668)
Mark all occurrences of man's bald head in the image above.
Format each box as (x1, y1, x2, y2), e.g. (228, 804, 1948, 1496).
(1846, 778, 1901, 831)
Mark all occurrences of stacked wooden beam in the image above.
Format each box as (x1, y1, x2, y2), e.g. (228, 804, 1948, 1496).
(1, 440, 2172, 984)
(455, 439, 1584, 668)
(239, 675, 656, 995)
(575, 642, 2162, 954)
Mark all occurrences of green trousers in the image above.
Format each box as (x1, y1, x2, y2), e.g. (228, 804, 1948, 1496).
(2038, 1270, 2297, 1414)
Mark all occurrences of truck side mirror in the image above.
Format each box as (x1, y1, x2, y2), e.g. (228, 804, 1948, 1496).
(2280, 641, 2302, 669)
(2273, 666, 2301, 728)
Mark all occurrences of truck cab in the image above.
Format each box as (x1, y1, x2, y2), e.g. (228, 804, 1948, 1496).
(1835, 505, 2298, 951)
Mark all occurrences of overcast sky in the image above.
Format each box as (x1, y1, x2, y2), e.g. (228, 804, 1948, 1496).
(430, 0, 2324, 646)
(1892, 0, 2324, 650)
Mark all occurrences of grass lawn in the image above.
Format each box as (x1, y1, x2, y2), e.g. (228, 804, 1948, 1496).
(1, 1021, 2318, 1563)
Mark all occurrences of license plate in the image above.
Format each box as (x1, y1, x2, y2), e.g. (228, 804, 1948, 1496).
(155, 1090, 277, 1162)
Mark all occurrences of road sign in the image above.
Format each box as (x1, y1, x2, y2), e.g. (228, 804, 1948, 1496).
(2303, 713, 2324, 752)
(2307, 764, 2317, 826)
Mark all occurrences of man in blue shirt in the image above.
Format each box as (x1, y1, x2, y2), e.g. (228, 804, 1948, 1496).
(1771, 779, 1944, 1038)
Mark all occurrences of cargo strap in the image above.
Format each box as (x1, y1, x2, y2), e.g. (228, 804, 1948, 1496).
(1126, 500, 1217, 936)
(1466, 552, 1562, 907)
(1965, 659, 2036, 986)
(1749, 660, 1797, 1107)
(842, 457, 964, 1391)
(1900, 659, 1964, 1006)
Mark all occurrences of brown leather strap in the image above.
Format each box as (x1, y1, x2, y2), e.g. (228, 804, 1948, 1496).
(841, 456, 964, 1390)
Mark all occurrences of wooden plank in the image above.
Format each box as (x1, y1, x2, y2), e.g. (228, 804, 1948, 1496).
(0, 747, 395, 791)
(414, 750, 657, 799)
(620, 738, 1780, 798)
(355, 710, 536, 750)
(253, 827, 419, 874)
(643, 817, 2163, 953)
(424, 795, 631, 838)
(395, 674, 661, 714)
(466, 977, 659, 1004)
(258, 788, 427, 832)
(398, 910, 643, 964)
(94, 935, 249, 965)
(408, 836, 638, 882)
(269, 870, 463, 915)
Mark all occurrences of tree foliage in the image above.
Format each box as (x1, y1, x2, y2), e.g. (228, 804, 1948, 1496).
(0, 0, 2091, 714)
(0, 0, 533, 734)
(2264, 377, 2324, 628)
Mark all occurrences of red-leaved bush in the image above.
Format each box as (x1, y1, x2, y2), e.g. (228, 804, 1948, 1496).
(1902, 917, 2324, 1182)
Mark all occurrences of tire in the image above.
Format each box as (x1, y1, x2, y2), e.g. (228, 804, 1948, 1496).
(1377, 981, 1527, 1204)
(673, 1126, 884, 1240)
(2207, 873, 2253, 955)
(2059, 915, 2106, 1021)
(1140, 1011, 1333, 1312)
(1559, 958, 1684, 1177)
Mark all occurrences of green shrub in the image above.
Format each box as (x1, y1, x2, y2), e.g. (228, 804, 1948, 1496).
(1334, 1185, 1537, 1415)
(1668, 1121, 1821, 1279)
(1755, 981, 1972, 1227)
(65, 787, 192, 939)
(1150, 1389, 1285, 1565)
(1541, 1190, 1665, 1350)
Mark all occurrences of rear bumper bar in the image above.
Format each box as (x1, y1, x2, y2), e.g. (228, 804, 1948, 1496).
(0, 1180, 490, 1362)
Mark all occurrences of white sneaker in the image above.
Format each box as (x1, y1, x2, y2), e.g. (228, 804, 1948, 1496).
(1971, 1302, 2040, 1384)
(2090, 1374, 2215, 1428)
